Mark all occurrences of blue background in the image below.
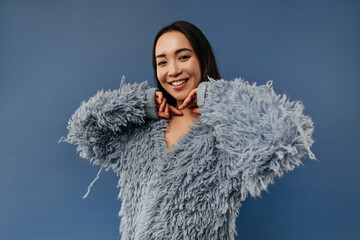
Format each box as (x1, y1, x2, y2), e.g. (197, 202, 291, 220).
(1, 0, 359, 239)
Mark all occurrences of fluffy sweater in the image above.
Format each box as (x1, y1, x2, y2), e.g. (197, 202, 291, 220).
(60, 77, 316, 240)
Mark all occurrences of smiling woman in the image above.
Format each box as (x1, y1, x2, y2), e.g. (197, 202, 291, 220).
(60, 21, 316, 240)
(154, 30, 204, 148)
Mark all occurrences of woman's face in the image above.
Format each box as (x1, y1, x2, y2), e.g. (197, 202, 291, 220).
(155, 31, 202, 105)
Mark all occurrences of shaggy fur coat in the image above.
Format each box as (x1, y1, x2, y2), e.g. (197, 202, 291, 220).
(60, 77, 315, 240)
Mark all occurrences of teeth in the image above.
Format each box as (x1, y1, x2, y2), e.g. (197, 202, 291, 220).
(171, 80, 186, 86)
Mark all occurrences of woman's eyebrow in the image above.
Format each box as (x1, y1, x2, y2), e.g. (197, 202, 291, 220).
(156, 48, 193, 58)
(175, 48, 193, 55)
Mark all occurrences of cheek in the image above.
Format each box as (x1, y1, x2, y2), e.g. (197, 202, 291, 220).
(156, 68, 165, 82)
(157, 69, 169, 90)
(188, 60, 201, 80)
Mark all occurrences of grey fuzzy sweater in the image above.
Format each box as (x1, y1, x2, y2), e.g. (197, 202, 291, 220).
(60, 77, 315, 240)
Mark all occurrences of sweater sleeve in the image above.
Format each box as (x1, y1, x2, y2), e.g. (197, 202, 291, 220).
(59, 78, 159, 169)
(197, 77, 316, 201)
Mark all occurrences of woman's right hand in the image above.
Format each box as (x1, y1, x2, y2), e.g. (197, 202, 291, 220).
(155, 91, 183, 118)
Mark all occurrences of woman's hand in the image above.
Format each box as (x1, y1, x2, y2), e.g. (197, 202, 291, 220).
(156, 91, 183, 119)
(178, 88, 200, 114)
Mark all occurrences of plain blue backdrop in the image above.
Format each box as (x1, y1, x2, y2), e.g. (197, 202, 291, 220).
(1, 0, 359, 239)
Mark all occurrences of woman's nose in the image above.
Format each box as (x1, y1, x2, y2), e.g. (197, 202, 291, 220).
(168, 61, 182, 77)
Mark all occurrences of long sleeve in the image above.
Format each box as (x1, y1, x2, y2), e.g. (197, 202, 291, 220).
(59, 78, 159, 170)
(197, 77, 316, 201)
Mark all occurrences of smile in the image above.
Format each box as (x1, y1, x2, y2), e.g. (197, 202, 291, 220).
(170, 79, 189, 86)
(169, 78, 189, 90)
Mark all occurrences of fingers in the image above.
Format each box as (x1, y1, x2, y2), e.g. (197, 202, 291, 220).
(159, 97, 167, 112)
(158, 103, 184, 119)
(155, 91, 163, 105)
(158, 110, 170, 119)
(179, 88, 197, 110)
(157, 94, 170, 119)
(158, 112, 169, 119)
(191, 107, 201, 115)
(158, 103, 199, 118)
(179, 98, 197, 110)
(178, 95, 191, 110)
(165, 103, 169, 117)
(169, 105, 183, 116)
(157, 89, 201, 119)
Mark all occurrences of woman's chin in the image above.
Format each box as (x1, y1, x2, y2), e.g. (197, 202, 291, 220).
(172, 94, 189, 102)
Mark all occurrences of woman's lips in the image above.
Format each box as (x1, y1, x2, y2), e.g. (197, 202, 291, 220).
(170, 78, 189, 90)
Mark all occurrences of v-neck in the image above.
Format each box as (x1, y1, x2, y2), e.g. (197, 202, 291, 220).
(161, 117, 201, 156)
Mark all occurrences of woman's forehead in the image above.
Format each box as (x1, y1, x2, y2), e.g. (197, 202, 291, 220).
(155, 31, 193, 56)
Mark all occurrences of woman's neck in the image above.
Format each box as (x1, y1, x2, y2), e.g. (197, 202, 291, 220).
(172, 100, 199, 119)
(179, 108, 196, 117)
(176, 99, 184, 109)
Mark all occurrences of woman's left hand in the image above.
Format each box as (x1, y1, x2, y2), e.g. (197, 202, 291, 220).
(178, 88, 200, 114)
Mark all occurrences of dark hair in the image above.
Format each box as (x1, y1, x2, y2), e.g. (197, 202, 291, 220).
(152, 21, 221, 106)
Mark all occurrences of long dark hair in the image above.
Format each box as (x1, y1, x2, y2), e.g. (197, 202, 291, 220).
(152, 21, 221, 106)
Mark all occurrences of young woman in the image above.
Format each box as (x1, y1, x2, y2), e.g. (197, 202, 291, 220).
(152, 22, 220, 149)
(60, 21, 315, 240)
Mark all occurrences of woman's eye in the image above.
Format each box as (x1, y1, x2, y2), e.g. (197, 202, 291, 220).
(157, 61, 166, 66)
(179, 55, 190, 60)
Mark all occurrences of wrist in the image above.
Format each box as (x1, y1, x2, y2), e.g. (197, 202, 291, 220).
(197, 81, 208, 107)
(145, 88, 159, 119)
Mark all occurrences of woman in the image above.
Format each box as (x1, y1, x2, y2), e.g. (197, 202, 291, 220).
(152, 21, 220, 149)
(60, 21, 315, 240)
